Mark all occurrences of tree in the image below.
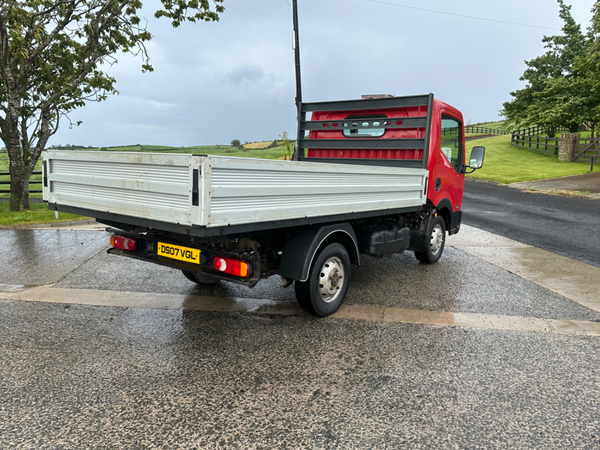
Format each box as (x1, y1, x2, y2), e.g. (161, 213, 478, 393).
(0, 0, 224, 211)
(575, 1, 600, 136)
(501, 0, 588, 135)
(230, 139, 241, 148)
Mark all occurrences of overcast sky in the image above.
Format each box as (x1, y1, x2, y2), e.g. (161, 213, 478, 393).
(48, 0, 597, 147)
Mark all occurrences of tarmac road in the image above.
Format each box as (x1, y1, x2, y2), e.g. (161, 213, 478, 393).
(463, 178, 600, 268)
(1, 222, 600, 448)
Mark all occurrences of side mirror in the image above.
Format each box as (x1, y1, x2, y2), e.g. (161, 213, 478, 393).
(464, 146, 485, 173)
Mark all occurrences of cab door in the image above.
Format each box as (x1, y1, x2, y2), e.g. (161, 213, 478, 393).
(431, 112, 465, 217)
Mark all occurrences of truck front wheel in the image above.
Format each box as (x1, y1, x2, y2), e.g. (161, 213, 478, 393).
(414, 215, 446, 264)
(295, 243, 351, 317)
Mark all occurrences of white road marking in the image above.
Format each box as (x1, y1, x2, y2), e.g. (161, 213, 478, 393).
(2, 284, 600, 337)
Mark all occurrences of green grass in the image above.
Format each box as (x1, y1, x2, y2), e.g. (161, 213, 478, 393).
(90, 143, 291, 157)
(0, 202, 87, 228)
(155, 144, 291, 160)
(468, 120, 507, 131)
(466, 134, 590, 184)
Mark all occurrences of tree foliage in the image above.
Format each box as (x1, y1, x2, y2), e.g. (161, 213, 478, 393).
(576, 1, 600, 130)
(0, 0, 224, 211)
(501, 0, 600, 137)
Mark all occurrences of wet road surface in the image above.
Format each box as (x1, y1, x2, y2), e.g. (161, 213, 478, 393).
(462, 179, 600, 268)
(1, 224, 600, 448)
(510, 171, 600, 195)
(0, 228, 107, 285)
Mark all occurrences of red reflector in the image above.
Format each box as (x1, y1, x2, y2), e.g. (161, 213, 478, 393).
(213, 256, 250, 278)
(110, 235, 137, 252)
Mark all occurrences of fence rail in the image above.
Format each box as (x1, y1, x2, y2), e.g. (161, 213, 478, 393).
(511, 132, 560, 156)
(573, 138, 600, 164)
(464, 126, 510, 136)
(0, 171, 42, 194)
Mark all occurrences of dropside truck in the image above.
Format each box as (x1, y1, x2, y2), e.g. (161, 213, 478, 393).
(42, 94, 484, 316)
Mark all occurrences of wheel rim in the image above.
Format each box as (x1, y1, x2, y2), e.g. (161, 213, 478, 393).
(430, 224, 444, 255)
(318, 256, 345, 304)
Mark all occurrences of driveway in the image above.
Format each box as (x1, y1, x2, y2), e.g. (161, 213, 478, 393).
(510, 171, 600, 196)
(1, 223, 600, 448)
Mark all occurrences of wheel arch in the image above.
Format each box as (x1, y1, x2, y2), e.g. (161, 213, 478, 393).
(434, 198, 452, 227)
(278, 223, 360, 282)
(434, 197, 461, 235)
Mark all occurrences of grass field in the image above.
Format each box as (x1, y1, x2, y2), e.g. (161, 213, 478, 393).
(243, 141, 272, 149)
(466, 134, 590, 184)
(468, 120, 507, 131)
(243, 140, 287, 150)
(159, 144, 292, 160)
(97, 143, 291, 159)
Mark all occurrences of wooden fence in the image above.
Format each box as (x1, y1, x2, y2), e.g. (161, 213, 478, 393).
(511, 132, 560, 156)
(572, 138, 600, 165)
(464, 126, 510, 136)
(0, 169, 43, 194)
(511, 130, 599, 168)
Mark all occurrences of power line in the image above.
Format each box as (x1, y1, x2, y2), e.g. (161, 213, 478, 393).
(367, 0, 561, 31)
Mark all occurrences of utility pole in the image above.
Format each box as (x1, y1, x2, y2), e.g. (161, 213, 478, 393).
(292, 0, 302, 115)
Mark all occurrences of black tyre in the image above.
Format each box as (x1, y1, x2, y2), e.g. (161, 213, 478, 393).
(295, 243, 351, 317)
(414, 215, 446, 264)
(182, 270, 220, 285)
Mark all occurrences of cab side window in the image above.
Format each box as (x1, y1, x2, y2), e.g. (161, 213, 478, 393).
(440, 115, 463, 173)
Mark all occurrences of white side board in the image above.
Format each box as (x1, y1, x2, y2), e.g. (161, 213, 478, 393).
(43, 151, 428, 228)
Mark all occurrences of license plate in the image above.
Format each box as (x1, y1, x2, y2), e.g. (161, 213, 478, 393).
(157, 242, 201, 264)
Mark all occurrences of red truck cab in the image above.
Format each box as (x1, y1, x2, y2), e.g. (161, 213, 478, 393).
(298, 94, 482, 237)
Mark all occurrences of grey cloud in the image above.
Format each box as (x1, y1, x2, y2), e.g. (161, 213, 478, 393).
(220, 64, 266, 87)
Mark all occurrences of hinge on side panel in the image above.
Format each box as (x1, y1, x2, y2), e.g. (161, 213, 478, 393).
(192, 169, 199, 206)
(43, 161, 48, 188)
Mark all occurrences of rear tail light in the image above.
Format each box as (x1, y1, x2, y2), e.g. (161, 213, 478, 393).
(110, 235, 137, 252)
(214, 256, 250, 278)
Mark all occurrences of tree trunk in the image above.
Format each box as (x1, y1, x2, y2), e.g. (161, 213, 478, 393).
(7, 142, 28, 211)
(4, 122, 28, 211)
(2, 70, 52, 211)
(4, 118, 31, 211)
(3, 62, 28, 211)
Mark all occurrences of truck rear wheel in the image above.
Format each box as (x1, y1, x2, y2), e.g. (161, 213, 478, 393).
(182, 270, 220, 285)
(295, 243, 350, 317)
(414, 215, 446, 264)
